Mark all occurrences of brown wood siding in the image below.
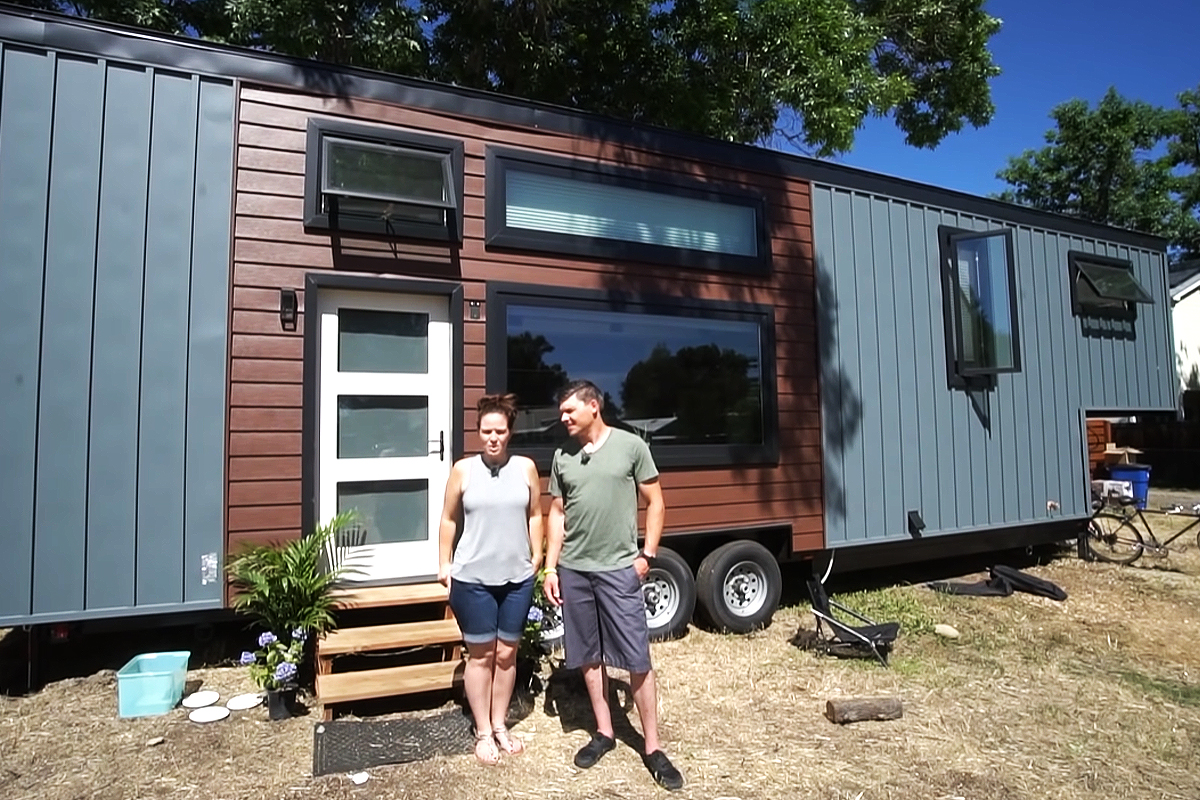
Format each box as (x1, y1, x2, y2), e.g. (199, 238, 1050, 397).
(226, 84, 825, 565)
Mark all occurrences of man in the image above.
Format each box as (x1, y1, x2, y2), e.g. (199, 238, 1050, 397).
(542, 379, 684, 791)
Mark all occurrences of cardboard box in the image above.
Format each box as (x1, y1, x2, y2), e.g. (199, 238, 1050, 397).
(1103, 444, 1143, 465)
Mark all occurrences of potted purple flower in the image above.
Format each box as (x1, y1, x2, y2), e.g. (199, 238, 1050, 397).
(515, 572, 564, 693)
(239, 627, 308, 720)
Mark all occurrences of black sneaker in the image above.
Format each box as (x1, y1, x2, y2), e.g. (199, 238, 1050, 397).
(642, 750, 684, 791)
(573, 733, 616, 768)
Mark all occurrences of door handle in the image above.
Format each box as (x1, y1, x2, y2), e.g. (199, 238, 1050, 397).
(430, 430, 444, 461)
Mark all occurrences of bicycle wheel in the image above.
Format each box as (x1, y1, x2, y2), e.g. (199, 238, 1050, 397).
(1086, 512, 1144, 565)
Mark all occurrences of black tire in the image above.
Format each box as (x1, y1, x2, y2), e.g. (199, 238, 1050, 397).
(641, 547, 696, 641)
(695, 540, 782, 634)
(1086, 512, 1144, 565)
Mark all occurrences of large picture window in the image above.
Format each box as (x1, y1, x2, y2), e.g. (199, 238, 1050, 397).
(304, 118, 464, 241)
(485, 285, 778, 467)
(938, 225, 1021, 380)
(485, 147, 770, 274)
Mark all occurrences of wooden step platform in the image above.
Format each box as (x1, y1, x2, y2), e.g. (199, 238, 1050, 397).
(316, 660, 464, 706)
(317, 582, 463, 719)
(329, 583, 449, 609)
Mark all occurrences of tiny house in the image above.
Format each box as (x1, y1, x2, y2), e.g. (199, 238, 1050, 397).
(0, 7, 1179, 699)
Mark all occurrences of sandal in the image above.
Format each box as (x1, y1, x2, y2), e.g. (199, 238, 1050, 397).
(474, 730, 499, 765)
(493, 724, 525, 756)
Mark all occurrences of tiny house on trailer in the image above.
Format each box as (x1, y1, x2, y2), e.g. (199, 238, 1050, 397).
(0, 7, 1179, 705)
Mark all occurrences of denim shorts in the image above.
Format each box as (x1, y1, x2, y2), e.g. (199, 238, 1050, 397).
(448, 575, 536, 645)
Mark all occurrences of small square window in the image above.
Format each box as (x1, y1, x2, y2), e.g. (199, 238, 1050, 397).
(938, 226, 1021, 380)
(1069, 251, 1153, 317)
(304, 119, 464, 241)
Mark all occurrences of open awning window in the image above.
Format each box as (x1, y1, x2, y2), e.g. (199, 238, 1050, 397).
(1076, 259, 1154, 304)
(303, 118, 464, 241)
(321, 137, 456, 213)
(1069, 252, 1155, 316)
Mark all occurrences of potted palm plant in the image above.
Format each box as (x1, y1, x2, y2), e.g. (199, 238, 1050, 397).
(226, 511, 354, 719)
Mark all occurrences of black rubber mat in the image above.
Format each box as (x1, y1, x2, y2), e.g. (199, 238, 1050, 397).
(312, 709, 473, 776)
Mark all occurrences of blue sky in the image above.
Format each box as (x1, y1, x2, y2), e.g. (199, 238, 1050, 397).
(821, 0, 1200, 200)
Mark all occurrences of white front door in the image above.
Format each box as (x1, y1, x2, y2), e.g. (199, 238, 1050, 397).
(315, 288, 452, 584)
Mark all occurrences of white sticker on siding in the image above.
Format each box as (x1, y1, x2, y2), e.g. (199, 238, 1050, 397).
(200, 552, 219, 585)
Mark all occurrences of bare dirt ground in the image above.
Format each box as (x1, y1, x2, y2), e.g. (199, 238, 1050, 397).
(3, 492, 1200, 800)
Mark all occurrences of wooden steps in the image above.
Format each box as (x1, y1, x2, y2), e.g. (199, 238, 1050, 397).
(316, 582, 463, 719)
(329, 583, 449, 609)
(316, 660, 464, 705)
(320, 619, 462, 656)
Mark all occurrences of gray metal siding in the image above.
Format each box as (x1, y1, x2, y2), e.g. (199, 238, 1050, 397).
(0, 46, 54, 620)
(185, 79, 235, 603)
(814, 185, 1176, 546)
(33, 56, 104, 614)
(0, 44, 234, 624)
(86, 64, 152, 611)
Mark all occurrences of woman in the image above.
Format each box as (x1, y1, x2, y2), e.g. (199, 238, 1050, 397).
(438, 393, 543, 765)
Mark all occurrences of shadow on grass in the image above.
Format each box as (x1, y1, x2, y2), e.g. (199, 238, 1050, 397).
(541, 662, 647, 754)
(778, 543, 1069, 611)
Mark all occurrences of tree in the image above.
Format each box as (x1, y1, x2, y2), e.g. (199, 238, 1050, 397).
(1166, 86, 1200, 259)
(505, 332, 568, 408)
(996, 87, 1200, 260)
(620, 343, 761, 444)
(19, 0, 1003, 154)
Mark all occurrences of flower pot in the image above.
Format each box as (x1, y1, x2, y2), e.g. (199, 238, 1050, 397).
(266, 687, 297, 721)
(515, 657, 542, 695)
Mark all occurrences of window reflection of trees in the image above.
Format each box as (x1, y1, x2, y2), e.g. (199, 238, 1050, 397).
(505, 310, 764, 450)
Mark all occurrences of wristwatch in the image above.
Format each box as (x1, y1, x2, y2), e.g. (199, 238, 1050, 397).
(637, 549, 656, 561)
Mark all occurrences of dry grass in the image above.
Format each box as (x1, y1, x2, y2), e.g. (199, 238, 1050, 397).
(4, 511, 1200, 799)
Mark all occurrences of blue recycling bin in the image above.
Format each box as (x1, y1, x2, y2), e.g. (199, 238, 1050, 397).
(1109, 463, 1151, 509)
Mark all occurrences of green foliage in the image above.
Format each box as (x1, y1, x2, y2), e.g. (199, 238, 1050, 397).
(996, 86, 1200, 261)
(222, 0, 427, 75)
(20, 0, 1003, 153)
(1117, 669, 1200, 708)
(827, 586, 938, 635)
(225, 511, 353, 639)
(1166, 87, 1200, 258)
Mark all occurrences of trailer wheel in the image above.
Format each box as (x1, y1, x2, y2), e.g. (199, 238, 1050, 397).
(695, 540, 782, 634)
(641, 547, 695, 641)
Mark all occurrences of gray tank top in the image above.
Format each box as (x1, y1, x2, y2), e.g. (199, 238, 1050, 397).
(450, 455, 534, 585)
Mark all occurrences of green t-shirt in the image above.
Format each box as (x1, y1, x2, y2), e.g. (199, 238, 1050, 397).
(548, 428, 659, 573)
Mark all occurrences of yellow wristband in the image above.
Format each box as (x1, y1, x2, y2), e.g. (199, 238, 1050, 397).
(542, 567, 557, 575)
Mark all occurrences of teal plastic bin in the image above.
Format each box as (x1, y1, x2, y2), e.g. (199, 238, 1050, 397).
(1109, 463, 1152, 510)
(116, 651, 191, 718)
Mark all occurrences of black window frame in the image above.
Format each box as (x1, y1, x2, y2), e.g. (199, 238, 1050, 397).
(303, 118, 465, 242)
(1068, 250, 1154, 320)
(484, 146, 771, 275)
(485, 282, 780, 469)
(938, 225, 1022, 384)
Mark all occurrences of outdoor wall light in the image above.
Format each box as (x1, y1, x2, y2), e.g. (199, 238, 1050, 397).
(279, 288, 298, 331)
(907, 510, 926, 539)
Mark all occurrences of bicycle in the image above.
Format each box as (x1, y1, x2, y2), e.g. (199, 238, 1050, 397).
(1085, 497, 1200, 565)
